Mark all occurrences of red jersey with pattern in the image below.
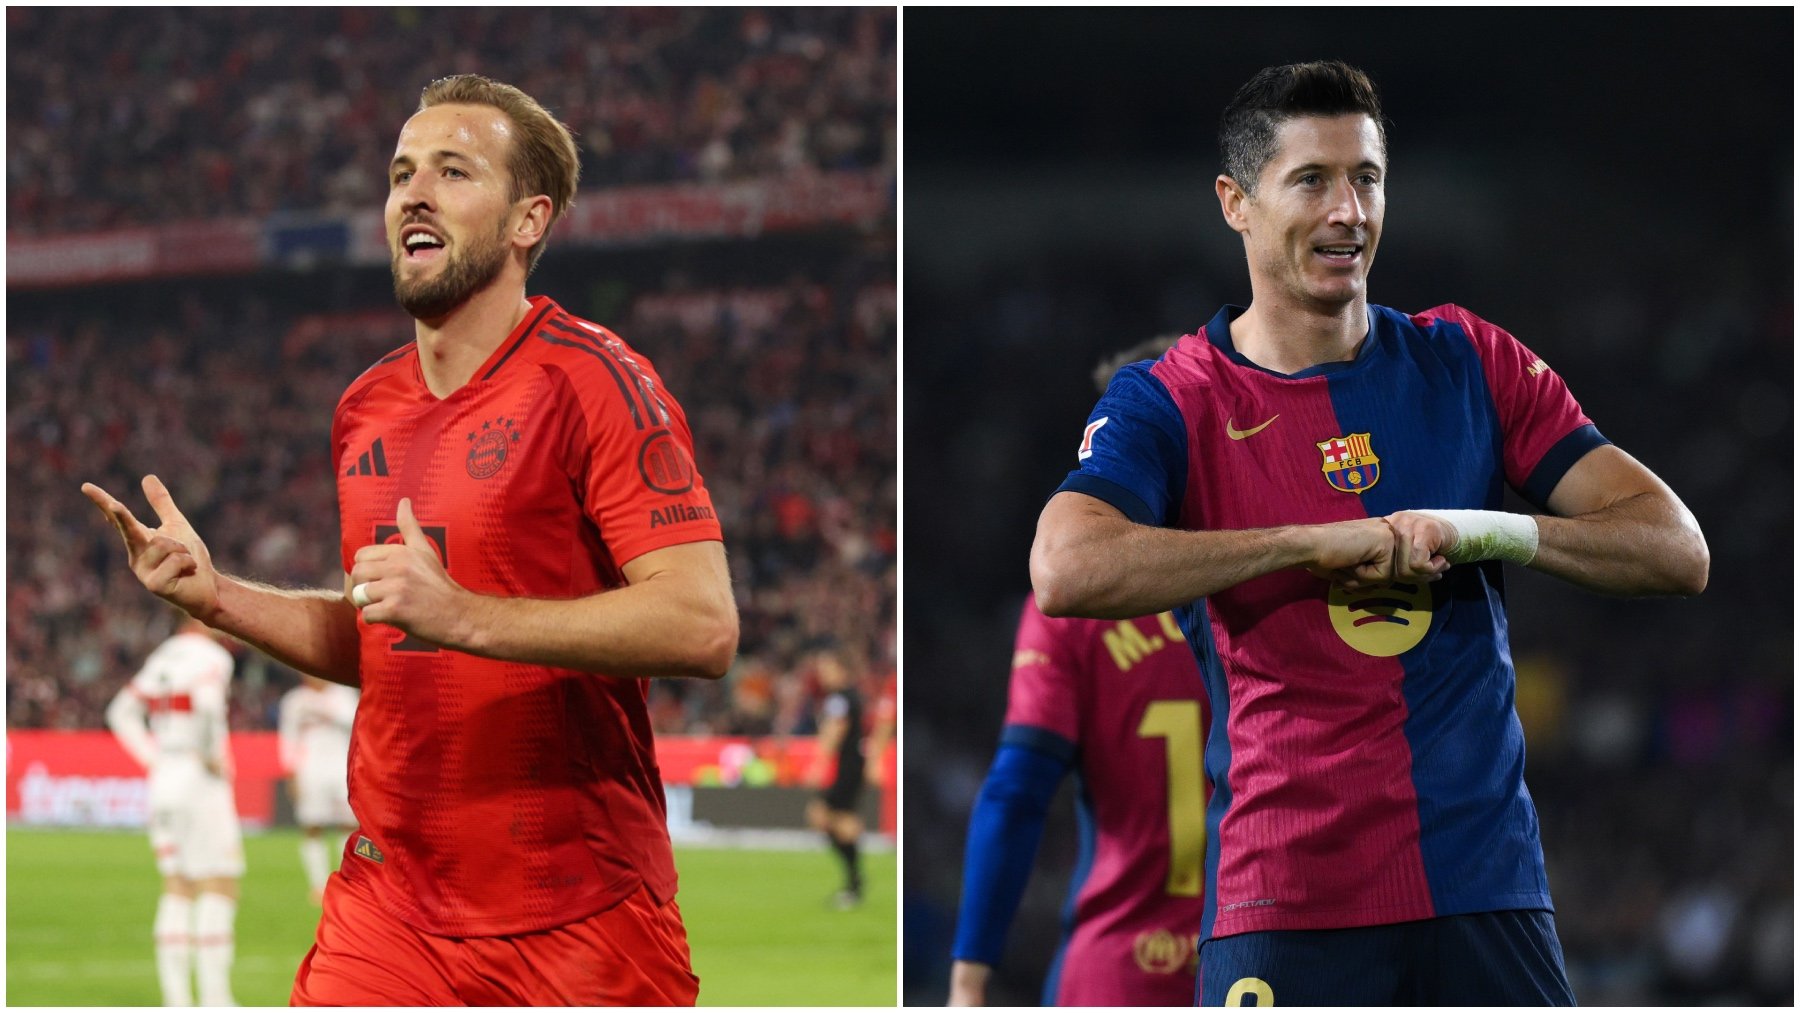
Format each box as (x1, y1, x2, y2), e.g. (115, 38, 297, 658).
(331, 296, 722, 937)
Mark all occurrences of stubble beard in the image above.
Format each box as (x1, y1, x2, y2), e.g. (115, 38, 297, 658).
(391, 221, 511, 321)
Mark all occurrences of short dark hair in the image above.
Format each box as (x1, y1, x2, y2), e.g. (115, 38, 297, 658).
(1219, 61, 1386, 194)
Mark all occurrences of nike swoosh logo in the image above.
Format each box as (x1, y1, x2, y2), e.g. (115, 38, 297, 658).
(1225, 414, 1280, 440)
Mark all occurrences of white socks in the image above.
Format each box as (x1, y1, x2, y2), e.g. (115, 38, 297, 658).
(193, 892, 236, 1007)
(300, 836, 329, 894)
(153, 893, 194, 1006)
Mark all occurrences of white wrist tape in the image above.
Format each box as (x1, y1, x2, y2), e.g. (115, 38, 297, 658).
(1414, 509, 1539, 566)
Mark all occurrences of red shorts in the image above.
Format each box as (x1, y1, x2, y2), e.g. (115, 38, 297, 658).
(290, 870, 699, 1006)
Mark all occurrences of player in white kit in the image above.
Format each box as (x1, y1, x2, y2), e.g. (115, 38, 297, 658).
(105, 618, 241, 1007)
(276, 675, 359, 904)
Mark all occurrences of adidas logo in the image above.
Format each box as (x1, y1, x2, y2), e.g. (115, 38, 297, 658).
(352, 835, 384, 864)
(346, 437, 390, 477)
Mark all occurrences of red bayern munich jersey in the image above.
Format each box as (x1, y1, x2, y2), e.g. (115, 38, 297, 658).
(331, 296, 722, 937)
(1005, 597, 1212, 1005)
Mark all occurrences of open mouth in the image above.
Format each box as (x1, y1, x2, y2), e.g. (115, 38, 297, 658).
(1314, 244, 1362, 264)
(401, 226, 446, 261)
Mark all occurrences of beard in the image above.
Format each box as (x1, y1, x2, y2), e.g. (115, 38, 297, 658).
(391, 220, 510, 321)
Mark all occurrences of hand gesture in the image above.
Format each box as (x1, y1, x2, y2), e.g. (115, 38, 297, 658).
(81, 475, 220, 621)
(1302, 516, 1404, 590)
(1384, 510, 1458, 582)
(349, 498, 468, 646)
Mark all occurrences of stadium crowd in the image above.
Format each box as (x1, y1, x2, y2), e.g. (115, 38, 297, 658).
(9, 4, 895, 771)
(7, 6, 895, 233)
(7, 267, 895, 746)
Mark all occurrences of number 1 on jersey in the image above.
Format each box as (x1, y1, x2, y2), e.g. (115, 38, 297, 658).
(1138, 699, 1205, 897)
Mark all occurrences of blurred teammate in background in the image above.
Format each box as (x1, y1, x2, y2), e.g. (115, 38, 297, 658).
(805, 647, 869, 909)
(83, 73, 738, 1005)
(277, 675, 359, 905)
(106, 618, 241, 1007)
(1030, 61, 1708, 1005)
(951, 339, 1211, 1007)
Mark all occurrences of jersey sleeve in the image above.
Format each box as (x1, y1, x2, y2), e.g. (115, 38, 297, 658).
(1000, 597, 1083, 748)
(567, 340, 723, 567)
(950, 741, 1072, 966)
(1053, 362, 1188, 526)
(1425, 305, 1610, 509)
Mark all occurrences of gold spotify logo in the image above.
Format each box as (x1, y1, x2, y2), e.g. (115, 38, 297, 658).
(1328, 580, 1435, 657)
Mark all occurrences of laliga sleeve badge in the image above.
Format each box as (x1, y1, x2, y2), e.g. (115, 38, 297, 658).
(1077, 417, 1109, 461)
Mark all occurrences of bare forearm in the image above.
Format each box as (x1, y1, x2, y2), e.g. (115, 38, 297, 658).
(1031, 493, 1330, 618)
(207, 576, 362, 686)
(1530, 491, 1709, 597)
(442, 580, 738, 679)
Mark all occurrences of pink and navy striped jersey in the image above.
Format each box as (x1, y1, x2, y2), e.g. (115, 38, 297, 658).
(1003, 597, 1211, 1005)
(1058, 303, 1605, 941)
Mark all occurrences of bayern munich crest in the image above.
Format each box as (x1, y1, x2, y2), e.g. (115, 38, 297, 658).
(466, 416, 522, 479)
(1317, 432, 1380, 494)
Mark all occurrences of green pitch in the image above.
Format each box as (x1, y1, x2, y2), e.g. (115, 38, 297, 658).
(7, 828, 895, 1006)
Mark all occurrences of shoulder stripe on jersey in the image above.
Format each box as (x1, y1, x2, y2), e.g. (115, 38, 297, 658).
(536, 333, 648, 430)
(377, 344, 415, 365)
(999, 723, 1078, 765)
(1521, 422, 1609, 510)
(543, 317, 670, 426)
(481, 301, 557, 382)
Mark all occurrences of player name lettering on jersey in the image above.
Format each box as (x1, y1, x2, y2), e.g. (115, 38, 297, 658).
(1101, 611, 1186, 672)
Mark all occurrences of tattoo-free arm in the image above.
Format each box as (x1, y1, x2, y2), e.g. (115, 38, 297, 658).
(1532, 444, 1708, 596)
(1029, 491, 1403, 618)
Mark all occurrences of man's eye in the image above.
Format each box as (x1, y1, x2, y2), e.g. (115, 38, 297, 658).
(392, 171, 412, 185)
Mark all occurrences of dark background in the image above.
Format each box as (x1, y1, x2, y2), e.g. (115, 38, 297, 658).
(903, 9, 1793, 1006)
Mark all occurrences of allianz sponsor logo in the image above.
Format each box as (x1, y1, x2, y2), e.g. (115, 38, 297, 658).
(15, 762, 148, 827)
(648, 503, 716, 528)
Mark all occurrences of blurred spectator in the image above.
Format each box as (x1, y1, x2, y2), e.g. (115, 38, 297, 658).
(6, 7, 896, 234)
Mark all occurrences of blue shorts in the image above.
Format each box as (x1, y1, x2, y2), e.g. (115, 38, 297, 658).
(1197, 910, 1575, 1006)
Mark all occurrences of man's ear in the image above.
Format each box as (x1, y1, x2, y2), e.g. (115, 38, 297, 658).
(1216, 174, 1250, 235)
(512, 194, 553, 251)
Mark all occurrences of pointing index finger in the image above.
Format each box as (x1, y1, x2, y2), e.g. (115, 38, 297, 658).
(81, 481, 151, 546)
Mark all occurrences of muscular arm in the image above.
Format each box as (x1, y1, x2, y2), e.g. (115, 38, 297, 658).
(353, 504, 738, 679)
(1532, 445, 1708, 596)
(81, 477, 362, 687)
(213, 578, 362, 687)
(1029, 490, 1405, 618)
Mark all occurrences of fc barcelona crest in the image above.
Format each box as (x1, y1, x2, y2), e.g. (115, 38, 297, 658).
(1317, 432, 1380, 493)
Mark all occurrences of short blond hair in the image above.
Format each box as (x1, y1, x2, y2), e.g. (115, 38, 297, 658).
(418, 74, 580, 274)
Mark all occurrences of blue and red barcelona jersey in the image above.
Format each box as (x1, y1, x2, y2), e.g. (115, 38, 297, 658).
(1057, 303, 1607, 941)
(1003, 598, 1212, 1005)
